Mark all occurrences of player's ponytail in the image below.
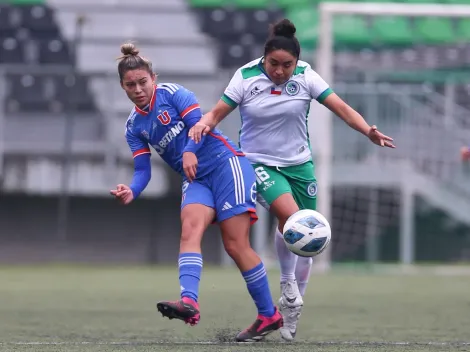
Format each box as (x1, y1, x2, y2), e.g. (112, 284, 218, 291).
(264, 18, 300, 59)
(117, 42, 153, 81)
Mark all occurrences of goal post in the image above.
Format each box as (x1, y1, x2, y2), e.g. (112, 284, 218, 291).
(311, 2, 470, 272)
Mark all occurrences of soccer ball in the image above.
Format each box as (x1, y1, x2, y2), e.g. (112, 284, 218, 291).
(282, 209, 331, 257)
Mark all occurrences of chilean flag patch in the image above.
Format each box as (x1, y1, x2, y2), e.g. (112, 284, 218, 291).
(271, 87, 282, 95)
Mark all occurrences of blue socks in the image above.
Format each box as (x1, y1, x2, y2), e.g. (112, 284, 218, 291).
(178, 254, 274, 318)
(242, 262, 276, 317)
(178, 252, 203, 302)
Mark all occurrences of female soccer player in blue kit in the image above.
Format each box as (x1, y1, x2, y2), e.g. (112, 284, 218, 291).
(110, 43, 283, 342)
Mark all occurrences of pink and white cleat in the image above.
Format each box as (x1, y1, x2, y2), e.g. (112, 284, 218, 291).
(157, 296, 201, 326)
(235, 307, 283, 342)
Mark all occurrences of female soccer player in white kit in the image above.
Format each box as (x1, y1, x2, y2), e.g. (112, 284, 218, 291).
(189, 18, 395, 341)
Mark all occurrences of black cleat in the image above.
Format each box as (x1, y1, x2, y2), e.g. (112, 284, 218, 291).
(156, 297, 200, 326)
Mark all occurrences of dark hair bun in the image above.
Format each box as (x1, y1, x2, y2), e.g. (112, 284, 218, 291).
(271, 19, 296, 38)
(120, 43, 139, 57)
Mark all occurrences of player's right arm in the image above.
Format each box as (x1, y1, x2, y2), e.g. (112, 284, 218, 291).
(189, 68, 244, 143)
(111, 121, 152, 204)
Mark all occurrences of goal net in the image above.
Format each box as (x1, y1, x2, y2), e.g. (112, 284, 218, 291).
(308, 2, 470, 271)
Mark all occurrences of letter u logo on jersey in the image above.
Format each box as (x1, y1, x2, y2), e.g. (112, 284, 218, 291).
(157, 110, 171, 125)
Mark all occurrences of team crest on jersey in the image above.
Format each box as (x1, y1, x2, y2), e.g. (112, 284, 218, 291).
(157, 110, 172, 125)
(285, 80, 300, 96)
(251, 86, 261, 96)
(307, 182, 317, 197)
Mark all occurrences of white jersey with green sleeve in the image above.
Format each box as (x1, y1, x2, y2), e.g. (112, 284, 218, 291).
(221, 57, 333, 167)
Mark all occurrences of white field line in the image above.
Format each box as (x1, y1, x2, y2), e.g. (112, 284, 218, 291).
(1, 341, 469, 346)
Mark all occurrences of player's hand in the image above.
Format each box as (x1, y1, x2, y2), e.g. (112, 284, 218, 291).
(461, 146, 470, 161)
(367, 125, 395, 148)
(183, 152, 198, 182)
(188, 122, 210, 144)
(110, 184, 134, 205)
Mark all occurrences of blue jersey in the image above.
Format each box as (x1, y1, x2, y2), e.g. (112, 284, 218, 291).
(125, 83, 243, 179)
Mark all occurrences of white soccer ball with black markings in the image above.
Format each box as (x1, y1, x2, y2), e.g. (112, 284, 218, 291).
(283, 209, 331, 257)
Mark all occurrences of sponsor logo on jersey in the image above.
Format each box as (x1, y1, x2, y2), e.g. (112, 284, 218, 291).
(285, 80, 300, 96)
(307, 182, 317, 197)
(262, 180, 276, 192)
(153, 121, 185, 155)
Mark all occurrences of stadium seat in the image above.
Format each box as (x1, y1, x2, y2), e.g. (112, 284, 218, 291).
(403, 0, 441, 3)
(333, 15, 372, 48)
(0, 28, 18, 40)
(188, 0, 228, 7)
(242, 8, 285, 40)
(415, 18, 455, 44)
(38, 39, 71, 64)
(286, 7, 318, 50)
(199, 8, 243, 40)
(218, 42, 253, 68)
(0, 5, 13, 31)
(444, 0, 470, 4)
(6, 74, 51, 113)
(1, 2, 99, 115)
(17, 5, 56, 31)
(0, 37, 25, 63)
(9, 0, 45, 4)
(275, 0, 317, 9)
(53, 75, 96, 112)
(456, 84, 470, 109)
(27, 27, 60, 40)
(372, 16, 413, 47)
(233, 0, 271, 7)
(456, 19, 470, 42)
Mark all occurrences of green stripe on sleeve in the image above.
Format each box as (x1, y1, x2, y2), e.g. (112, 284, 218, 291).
(221, 94, 238, 108)
(316, 88, 334, 104)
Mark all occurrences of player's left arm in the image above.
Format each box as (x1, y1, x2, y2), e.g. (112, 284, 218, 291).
(306, 67, 395, 148)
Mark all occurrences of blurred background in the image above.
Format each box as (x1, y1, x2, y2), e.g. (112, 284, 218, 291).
(1, 0, 470, 269)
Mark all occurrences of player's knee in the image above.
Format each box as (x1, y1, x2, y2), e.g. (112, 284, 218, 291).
(180, 216, 205, 245)
(222, 235, 250, 259)
(219, 212, 252, 258)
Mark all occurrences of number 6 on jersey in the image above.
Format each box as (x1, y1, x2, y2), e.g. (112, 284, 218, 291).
(255, 166, 270, 184)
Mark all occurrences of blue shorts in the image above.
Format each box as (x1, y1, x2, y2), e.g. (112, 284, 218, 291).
(181, 155, 258, 224)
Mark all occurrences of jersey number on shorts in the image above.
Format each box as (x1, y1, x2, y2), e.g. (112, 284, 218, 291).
(254, 166, 270, 184)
